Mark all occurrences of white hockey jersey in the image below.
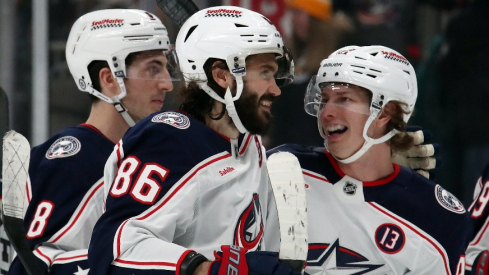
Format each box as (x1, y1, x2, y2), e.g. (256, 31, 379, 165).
(88, 111, 279, 274)
(268, 144, 473, 275)
(465, 162, 489, 273)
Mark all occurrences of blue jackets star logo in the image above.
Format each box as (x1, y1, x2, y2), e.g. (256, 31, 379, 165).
(307, 239, 383, 274)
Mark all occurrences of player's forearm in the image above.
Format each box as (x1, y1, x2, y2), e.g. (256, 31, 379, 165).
(193, 261, 211, 275)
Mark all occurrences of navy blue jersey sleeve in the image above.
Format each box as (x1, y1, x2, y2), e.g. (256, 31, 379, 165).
(18, 125, 113, 272)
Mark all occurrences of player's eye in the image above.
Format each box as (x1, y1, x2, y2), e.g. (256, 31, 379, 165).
(148, 65, 161, 75)
(261, 70, 275, 79)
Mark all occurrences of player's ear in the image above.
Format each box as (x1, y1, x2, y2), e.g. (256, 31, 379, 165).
(377, 102, 394, 128)
(99, 67, 119, 97)
(211, 61, 233, 89)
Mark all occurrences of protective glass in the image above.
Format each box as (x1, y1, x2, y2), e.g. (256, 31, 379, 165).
(274, 46, 294, 87)
(125, 47, 181, 82)
(304, 75, 371, 116)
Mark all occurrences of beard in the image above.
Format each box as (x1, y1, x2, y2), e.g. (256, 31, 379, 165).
(233, 84, 275, 136)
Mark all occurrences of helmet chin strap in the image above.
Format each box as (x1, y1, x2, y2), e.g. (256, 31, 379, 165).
(83, 77, 135, 127)
(322, 109, 398, 164)
(200, 76, 248, 134)
(113, 77, 136, 127)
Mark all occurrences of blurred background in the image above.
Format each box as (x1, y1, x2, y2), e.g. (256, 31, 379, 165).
(0, 0, 487, 207)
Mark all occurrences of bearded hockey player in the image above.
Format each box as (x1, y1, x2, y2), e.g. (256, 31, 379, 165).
(88, 6, 301, 275)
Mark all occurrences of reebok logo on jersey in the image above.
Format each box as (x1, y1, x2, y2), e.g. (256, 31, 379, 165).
(151, 112, 190, 129)
(46, 136, 81, 159)
(435, 185, 466, 214)
(219, 167, 235, 176)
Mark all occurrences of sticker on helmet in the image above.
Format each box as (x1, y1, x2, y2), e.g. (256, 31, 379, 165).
(91, 19, 124, 31)
(205, 9, 243, 18)
(232, 67, 246, 74)
(78, 79, 86, 90)
(335, 49, 356, 55)
(46, 136, 81, 159)
(381, 51, 410, 66)
(435, 185, 466, 214)
(145, 12, 156, 20)
(151, 112, 190, 129)
(322, 63, 342, 67)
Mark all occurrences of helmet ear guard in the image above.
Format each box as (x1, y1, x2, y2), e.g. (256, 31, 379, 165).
(305, 45, 417, 163)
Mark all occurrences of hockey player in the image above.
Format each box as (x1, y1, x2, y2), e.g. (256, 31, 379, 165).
(8, 9, 178, 274)
(87, 6, 299, 275)
(465, 163, 489, 274)
(269, 45, 473, 274)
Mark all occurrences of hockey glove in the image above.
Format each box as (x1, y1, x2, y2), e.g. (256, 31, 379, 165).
(469, 250, 489, 275)
(209, 245, 303, 275)
(392, 126, 441, 179)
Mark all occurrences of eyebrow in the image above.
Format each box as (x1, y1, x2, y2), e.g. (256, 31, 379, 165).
(261, 64, 278, 73)
(146, 59, 165, 66)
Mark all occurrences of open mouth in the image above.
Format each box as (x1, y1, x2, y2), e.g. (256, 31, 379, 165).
(326, 125, 348, 136)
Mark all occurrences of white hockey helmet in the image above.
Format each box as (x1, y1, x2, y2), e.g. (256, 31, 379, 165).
(304, 45, 417, 163)
(175, 6, 294, 133)
(66, 9, 174, 126)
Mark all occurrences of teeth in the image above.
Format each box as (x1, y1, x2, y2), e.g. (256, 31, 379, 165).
(326, 125, 346, 132)
(261, 101, 272, 107)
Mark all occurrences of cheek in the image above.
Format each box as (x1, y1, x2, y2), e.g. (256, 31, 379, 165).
(354, 116, 370, 136)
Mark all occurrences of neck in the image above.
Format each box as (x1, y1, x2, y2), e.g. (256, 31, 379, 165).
(85, 101, 130, 144)
(205, 102, 239, 139)
(337, 143, 394, 182)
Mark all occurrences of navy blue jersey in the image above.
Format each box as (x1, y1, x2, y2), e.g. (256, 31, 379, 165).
(268, 144, 473, 274)
(466, 163, 489, 272)
(88, 111, 279, 274)
(8, 124, 114, 274)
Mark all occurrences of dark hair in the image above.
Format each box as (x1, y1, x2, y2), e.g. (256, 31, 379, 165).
(86, 52, 141, 103)
(384, 101, 415, 154)
(179, 58, 229, 123)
